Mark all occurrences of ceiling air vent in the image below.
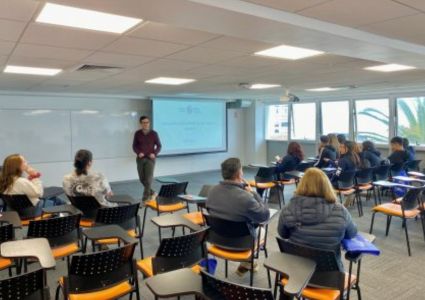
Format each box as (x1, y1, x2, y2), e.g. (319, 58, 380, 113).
(74, 64, 123, 72)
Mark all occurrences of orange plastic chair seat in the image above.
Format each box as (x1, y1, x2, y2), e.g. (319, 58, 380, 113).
(357, 184, 373, 191)
(247, 180, 276, 189)
(137, 256, 201, 277)
(95, 230, 137, 244)
(335, 188, 356, 195)
(79, 219, 94, 227)
(208, 245, 252, 261)
(22, 214, 52, 226)
(59, 277, 132, 300)
(145, 199, 186, 213)
(281, 273, 356, 300)
(277, 179, 296, 185)
(184, 211, 204, 225)
(52, 243, 80, 259)
(0, 257, 12, 270)
(373, 203, 419, 218)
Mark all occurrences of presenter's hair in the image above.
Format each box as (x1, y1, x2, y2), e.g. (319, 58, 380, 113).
(74, 149, 93, 176)
(221, 158, 241, 180)
(139, 116, 149, 123)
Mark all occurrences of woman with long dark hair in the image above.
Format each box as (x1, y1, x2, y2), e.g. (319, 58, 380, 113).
(63, 149, 116, 207)
(276, 142, 304, 179)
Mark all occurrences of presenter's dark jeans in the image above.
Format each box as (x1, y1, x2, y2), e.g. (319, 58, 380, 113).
(137, 157, 155, 200)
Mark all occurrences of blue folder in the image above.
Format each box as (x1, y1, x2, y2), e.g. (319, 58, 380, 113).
(342, 234, 381, 256)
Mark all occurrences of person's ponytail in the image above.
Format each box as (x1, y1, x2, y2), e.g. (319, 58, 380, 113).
(74, 149, 93, 176)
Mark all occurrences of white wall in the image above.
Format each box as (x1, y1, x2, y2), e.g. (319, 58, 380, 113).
(0, 92, 248, 186)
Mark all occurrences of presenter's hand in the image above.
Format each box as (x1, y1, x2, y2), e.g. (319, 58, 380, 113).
(149, 154, 156, 160)
(138, 153, 144, 158)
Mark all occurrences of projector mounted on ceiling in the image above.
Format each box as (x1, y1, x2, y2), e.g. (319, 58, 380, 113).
(280, 89, 300, 103)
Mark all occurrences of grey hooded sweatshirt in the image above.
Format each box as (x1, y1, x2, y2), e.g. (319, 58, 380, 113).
(278, 195, 357, 269)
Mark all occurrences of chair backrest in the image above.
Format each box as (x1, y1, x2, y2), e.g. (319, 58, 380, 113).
(201, 269, 274, 300)
(276, 237, 345, 293)
(373, 165, 390, 181)
(27, 214, 81, 248)
(296, 161, 315, 172)
(1, 194, 41, 219)
(95, 203, 140, 230)
(152, 228, 208, 275)
(199, 185, 214, 198)
(0, 268, 48, 300)
(355, 168, 374, 185)
(67, 195, 101, 219)
(0, 223, 14, 244)
(400, 188, 422, 211)
(203, 214, 253, 251)
(66, 243, 136, 294)
(336, 170, 356, 189)
(156, 182, 188, 205)
(390, 163, 405, 177)
(255, 167, 276, 183)
(404, 160, 422, 172)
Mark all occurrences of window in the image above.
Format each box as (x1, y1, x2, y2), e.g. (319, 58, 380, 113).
(355, 99, 389, 143)
(321, 101, 349, 135)
(265, 104, 288, 140)
(291, 102, 316, 140)
(397, 97, 425, 146)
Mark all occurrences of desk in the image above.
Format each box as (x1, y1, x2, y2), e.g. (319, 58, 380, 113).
(1, 238, 55, 269)
(178, 194, 207, 205)
(0, 211, 21, 228)
(393, 176, 425, 183)
(145, 268, 203, 298)
(155, 176, 181, 184)
(42, 204, 82, 216)
(321, 167, 336, 173)
(408, 171, 425, 178)
(109, 194, 139, 205)
(248, 163, 269, 168)
(83, 224, 136, 244)
(284, 171, 304, 179)
(264, 252, 316, 298)
(42, 186, 64, 199)
(151, 214, 202, 233)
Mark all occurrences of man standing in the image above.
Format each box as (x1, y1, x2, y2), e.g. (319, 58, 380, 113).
(132, 116, 162, 201)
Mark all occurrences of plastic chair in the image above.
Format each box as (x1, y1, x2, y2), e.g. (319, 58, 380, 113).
(0, 268, 49, 300)
(1, 195, 43, 225)
(204, 214, 262, 286)
(27, 214, 82, 270)
(370, 187, 423, 256)
(141, 182, 188, 241)
(201, 269, 274, 299)
(66, 195, 101, 227)
(405, 159, 422, 172)
(390, 163, 405, 177)
(0, 224, 14, 275)
(334, 170, 356, 204)
(276, 238, 359, 300)
(55, 243, 140, 300)
(137, 228, 208, 278)
(354, 168, 374, 217)
(183, 184, 214, 226)
(248, 167, 277, 204)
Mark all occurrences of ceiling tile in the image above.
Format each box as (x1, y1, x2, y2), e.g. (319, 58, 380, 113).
(0, 40, 15, 56)
(13, 43, 92, 61)
(128, 22, 218, 45)
(200, 36, 275, 54)
(7, 55, 79, 69)
(243, 0, 331, 12)
(0, 0, 39, 21)
(218, 55, 278, 69)
(0, 19, 27, 42)
(396, 0, 425, 12)
(167, 46, 243, 64)
(298, 0, 418, 27)
(102, 37, 189, 57)
(20, 23, 118, 50)
(83, 51, 155, 67)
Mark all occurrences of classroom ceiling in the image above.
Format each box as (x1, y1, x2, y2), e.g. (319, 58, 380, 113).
(1, 0, 425, 99)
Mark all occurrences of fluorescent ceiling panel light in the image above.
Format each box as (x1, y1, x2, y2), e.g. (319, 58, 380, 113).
(364, 64, 416, 72)
(4, 65, 62, 76)
(306, 87, 341, 92)
(36, 3, 142, 34)
(255, 44, 324, 60)
(145, 77, 195, 85)
(250, 84, 281, 89)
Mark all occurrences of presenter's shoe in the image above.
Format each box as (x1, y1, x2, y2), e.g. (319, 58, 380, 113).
(235, 262, 259, 277)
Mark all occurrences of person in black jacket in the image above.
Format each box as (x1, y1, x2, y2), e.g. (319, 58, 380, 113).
(276, 142, 304, 180)
(361, 141, 382, 167)
(278, 167, 357, 270)
(315, 136, 337, 168)
(403, 138, 415, 161)
(388, 136, 410, 165)
(332, 141, 361, 189)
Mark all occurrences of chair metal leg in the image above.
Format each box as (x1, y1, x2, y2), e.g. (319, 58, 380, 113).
(385, 215, 392, 236)
(140, 207, 148, 237)
(403, 219, 412, 256)
(55, 285, 61, 300)
(346, 260, 353, 300)
(250, 258, 254, 286)
(225, 259, 228, 278)
(356, 259, 363, 300)
(267, 269, 272, 288)
(158, 227, 162, 243)
(369, 212, 376, 234)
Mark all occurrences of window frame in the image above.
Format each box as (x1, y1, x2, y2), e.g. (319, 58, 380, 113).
(290, 101, 318, 142)
(320, 100, 350, 136)
(395, 96, 425, 147)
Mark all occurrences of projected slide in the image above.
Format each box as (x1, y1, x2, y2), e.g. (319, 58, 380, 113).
(153, 98, 227, 155)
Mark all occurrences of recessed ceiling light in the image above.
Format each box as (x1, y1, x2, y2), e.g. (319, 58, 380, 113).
(36, 3, 142, 34)
(145, 77, 196, 85)
(4, 65, 62, 76)
(250, 84, 281, 89)
(364, 64, 416, 72)
(255, 44, 324, 60)
(306, 87, 341, 92)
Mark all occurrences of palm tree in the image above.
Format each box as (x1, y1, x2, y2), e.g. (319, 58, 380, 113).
(357, 108, 389, 143)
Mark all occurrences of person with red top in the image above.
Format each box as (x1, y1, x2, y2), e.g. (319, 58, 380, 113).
(132, 116, 162, 201)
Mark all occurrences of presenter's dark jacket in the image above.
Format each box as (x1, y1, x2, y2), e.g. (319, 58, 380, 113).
(132, 130, 162, 157)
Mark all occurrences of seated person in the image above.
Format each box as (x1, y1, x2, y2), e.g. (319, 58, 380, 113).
(337, 133, 347, 144)
(403, 138, 415, 161)
(328, 133, 340, 159)
(334, 141, 362, 182)
(63, 149, 117, 207)
(388, 136, 410, 165)
(315, 135, 337, 168)
(207, 157, 270, 276)
(278, 168, 357, 270)
(0, 154, 44, 211)
(275, 141, 304, 180)
(361, 140, 381, 168)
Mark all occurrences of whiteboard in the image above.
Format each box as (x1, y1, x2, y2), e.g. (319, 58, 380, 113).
(0, 110, 72, 163)
(71, 111, 140, 159)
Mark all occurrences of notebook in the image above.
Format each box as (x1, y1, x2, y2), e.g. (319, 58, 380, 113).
(342, 234, 380, 256)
